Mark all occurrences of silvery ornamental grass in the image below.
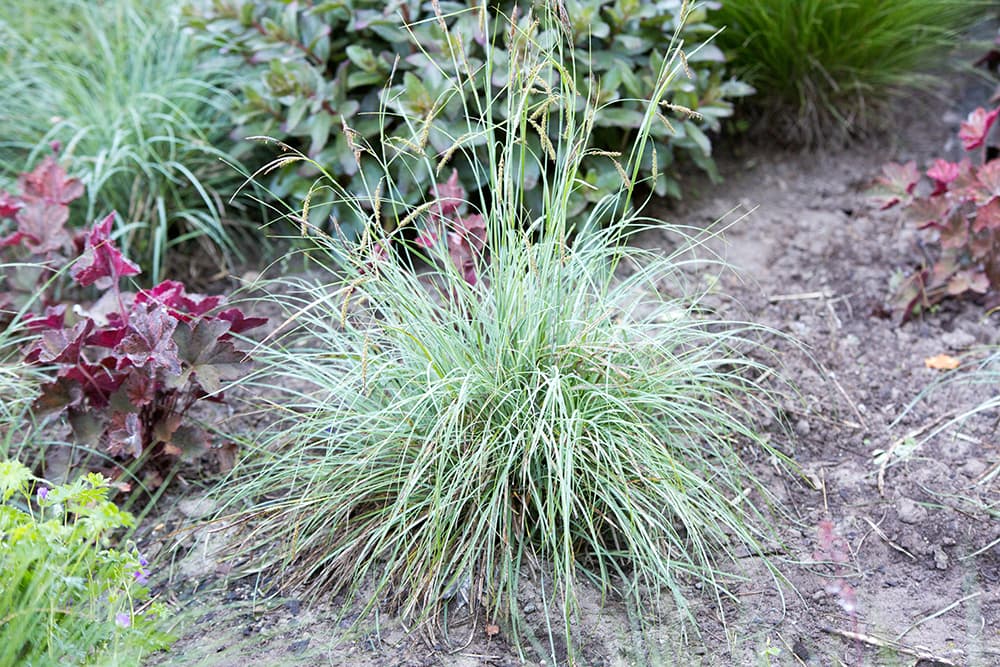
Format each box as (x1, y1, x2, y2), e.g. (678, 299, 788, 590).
(214, 1, 794, 657)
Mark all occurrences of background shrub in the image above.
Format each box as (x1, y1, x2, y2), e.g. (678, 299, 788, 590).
(214, 6, 789, 657)
(0, 0, 255, 283)
(714, 0, 985, 145)
(183, 0, 751, 238)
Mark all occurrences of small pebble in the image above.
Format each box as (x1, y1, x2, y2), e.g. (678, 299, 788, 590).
(959, 460, 987, 478)
(178, 497, 218, 519)
(934, 547, 949, 570)
(941, 329, 976, 349)
(897, 497, 929, 525)
(288, 639, 310, 654)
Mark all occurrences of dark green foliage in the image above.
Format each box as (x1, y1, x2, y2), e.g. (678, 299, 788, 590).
(714, 0, 985, 145)
(184, 0, 750, 237)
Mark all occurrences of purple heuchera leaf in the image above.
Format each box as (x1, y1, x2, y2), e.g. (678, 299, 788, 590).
(216, 308, 267, 335)
(414, 228, 438, 249)
(136, 280, 222, 321)
(49, 357, 125, 409)
(134, 281, 266, 334)
(974, 197, 1000, 232)
(948, 269, 990, 295)
(107, 411, 143, 458)
(423, 173, 488, 284)
(959, 107, 1000, 151)
(0, 157, 83, 255)
(975, 159, 1000, 202)
(446, 213, 487, 285)
(14, 200, 74, 254)
(926, 159, 960, 195)
(86, 317, 129, 349)
(16, 155, 84, 205)
(117, 301, 180, 375)
(121, 370, 156, 408)
(169, 318, 248, 394)
(23, 305, 66, 331)
(927, 159, 960, 185)
(0, 231, 26, 247)
(906, 197, 950, 229)
(429, 169, 465, 219)
(71, 213, 141, 288)
(27, 319, 94, 365)
(873, 161, 920, 209)
(447, 232, 478, 285)
(937, 210, 970, 249)
(0, 191, 21, 218)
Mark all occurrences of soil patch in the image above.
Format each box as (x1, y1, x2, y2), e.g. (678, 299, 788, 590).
(146, 90, 1000, 666)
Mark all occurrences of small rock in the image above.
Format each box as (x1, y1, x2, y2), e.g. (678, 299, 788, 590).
(794, 418, 811, 437)
(792, 640, 811, 662)
(288, 639, 310, 654)
(178, 497, 217, 519)
(941, 329, 976, 349)
(959, 459, 987, 478)
(933, 547, 949, 570)
(897, 497, 929, 525)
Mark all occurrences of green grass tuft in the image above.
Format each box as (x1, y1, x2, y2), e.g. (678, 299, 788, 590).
(214, 4, 793, 657)
(0, 0, 255, 282)
(714, 0, 987, 145)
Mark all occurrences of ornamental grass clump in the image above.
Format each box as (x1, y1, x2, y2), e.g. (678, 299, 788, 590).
(714, 0, 985, 145)
(0, 303, 46, 460)
(218, 2, 791, 655)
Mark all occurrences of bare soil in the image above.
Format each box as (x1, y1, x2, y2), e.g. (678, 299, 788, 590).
(143, 88, 1000, 666)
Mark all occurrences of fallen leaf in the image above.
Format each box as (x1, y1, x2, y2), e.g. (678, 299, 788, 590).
(215, 442, 238, 474)
(924, 354, 960, 370)
(485, 624, 500, 637)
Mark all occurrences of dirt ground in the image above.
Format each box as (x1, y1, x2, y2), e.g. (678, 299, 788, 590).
(142, 81, 1000, 666)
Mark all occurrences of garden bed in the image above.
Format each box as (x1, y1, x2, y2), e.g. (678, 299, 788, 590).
(140, 86, 1000, 666)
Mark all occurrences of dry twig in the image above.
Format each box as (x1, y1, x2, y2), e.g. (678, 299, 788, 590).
(820, 625, 958, 665)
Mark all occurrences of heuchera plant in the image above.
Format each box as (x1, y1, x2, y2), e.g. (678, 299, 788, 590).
(413, 170, 487, 286)
(1, 157, 265, 479)
(0, 154, 85, 313)
(371, 171, 487, 285)
(875, 106, 1000, 321)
